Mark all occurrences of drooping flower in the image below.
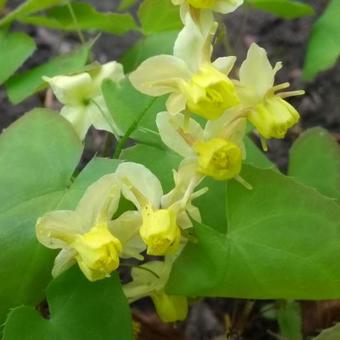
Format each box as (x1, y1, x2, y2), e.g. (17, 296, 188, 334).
(156, 110, 246, 181)
(124, 256, 188, 323)
(129, 12, 239, 121)
(236, 43, 304, 142)
(115, 162, 204, 256)
(36, 174, 144, 281)
(44, 61, 124, 140)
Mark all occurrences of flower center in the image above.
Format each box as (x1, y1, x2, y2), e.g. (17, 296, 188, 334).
(72, 223, 122, 281)
(194, 138, 242, 180)
(183, 64, 239, 120)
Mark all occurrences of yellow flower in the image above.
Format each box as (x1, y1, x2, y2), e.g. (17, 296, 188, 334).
(124, 258, 188, 323)
(115, 162, 203, 256)
(44, 62, 124, 140)
(237, 43, 304, 140)
(71, 223, 122, 282)
(140, 205, 181, 256)
(181, 64, 240, 119)
(156, 110, 246, 182)
(36, 174, 145, 281)
(193, 137, 242, 180)
(248, 96, 300, 139)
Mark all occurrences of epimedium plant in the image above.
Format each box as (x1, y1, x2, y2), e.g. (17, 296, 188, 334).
(1, 0, 340, 339)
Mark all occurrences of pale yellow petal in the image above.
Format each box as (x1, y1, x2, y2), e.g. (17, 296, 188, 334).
(52, 248, 77, 277)
(91, 61, 125, 95)
(156, 111, 203, 158)
(44, 73, 93, 105)
(76, 174, 120, 229)
(214, 0, 243, 13)
(166, 93, 186, 114)
(174, 10, 215, 72)
(212, 56, 236, 75)
(129, 55, 191, 96)
(109, 211, 145, 260)
(239, 43, 277, 100)
(36, 210, 84, 249)
(116, 162, 163, 210)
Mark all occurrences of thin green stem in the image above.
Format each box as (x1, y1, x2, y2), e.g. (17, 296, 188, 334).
(66, 1, 85, 44)
(113, 98, 157, 159)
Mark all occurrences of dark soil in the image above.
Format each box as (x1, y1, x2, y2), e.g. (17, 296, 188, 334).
(1, 0, 340, 339)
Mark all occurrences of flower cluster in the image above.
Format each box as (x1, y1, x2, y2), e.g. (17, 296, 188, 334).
(38, 0, 304, 323)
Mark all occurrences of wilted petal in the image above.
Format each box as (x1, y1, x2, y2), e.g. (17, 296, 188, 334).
(156, 111, 203, 158)
(116, 162, 163, 210)
(129, 55, 191, 96)
(36, 210, 84, 249)
(44, 73, 93, 106)
(76, 174, 121, 229)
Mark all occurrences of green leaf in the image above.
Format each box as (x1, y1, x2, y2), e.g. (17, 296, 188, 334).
(277, 301, 302, 340)
(244, 136, 275, 169)
(0, 109, 81, 324)
(5, 43, 91, 104)
(0, 109, 119, 325)
(20, 2, 137, 35)
(313, 323, 340, 340)
(246, 0, 315, 19)
(102, 78, 166, 147)
(118, 0, 137, 11)
(167, 165, 340, 299)
(0, 0, 7, 10)
(304, 0, 340, 80)
(0, 0, 65, 26)
(0, 30, 36, 85)
(121, 30, 179, 73)
(2, 268, 133, 340)
(138, 0, 182, 34)
(289, 128, 340, 201)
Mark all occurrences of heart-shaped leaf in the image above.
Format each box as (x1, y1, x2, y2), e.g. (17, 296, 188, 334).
(2, 268, 133, 340)
(167, 165, 340, 299)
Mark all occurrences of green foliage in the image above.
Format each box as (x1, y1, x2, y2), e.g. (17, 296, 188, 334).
(313, 323, 340, 340)
(0, 109, 119, 325)
(277, 301, 302, 340)
(246, 0, 314, 19)
(0, 29, 36, 85)
(167, 165, 340, 299)
(289, 128, 340, 201)
(2, 268, 133, 340)
(0, 0, 65, 26)
(102, 78, 166, 147)
(121, 31, 179, 73)
(6, 43, 91, 104)
(118, 0, 137, 11)
(20, 2, 136, 35)
(138, 0, 182, 34)
(304, 0, 340, 80)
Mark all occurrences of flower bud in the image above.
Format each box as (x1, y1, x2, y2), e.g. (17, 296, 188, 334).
(140, 205, 181, 256)
(71, 223, 122, 281)
(151, 292, 188, 323)
(194, 137, 242, 180)
(182, 64, 239, 120)
(249, 96, 300, 139)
